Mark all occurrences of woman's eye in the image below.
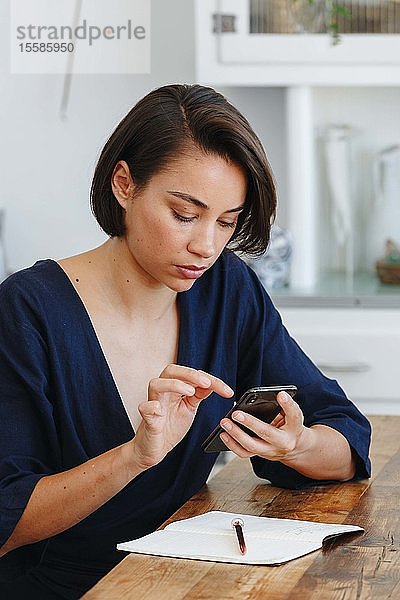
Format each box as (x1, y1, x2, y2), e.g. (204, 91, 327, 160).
(218, 220, 237, 229)
(172, 210, 196, 223)
(172, 209, 236, 229)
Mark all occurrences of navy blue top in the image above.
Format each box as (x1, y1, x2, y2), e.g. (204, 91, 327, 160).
(0, 253, 371, 598)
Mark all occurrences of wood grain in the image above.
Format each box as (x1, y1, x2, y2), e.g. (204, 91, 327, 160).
(83, 416, 400, 600)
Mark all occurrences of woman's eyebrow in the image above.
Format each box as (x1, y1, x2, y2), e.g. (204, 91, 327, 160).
(167, 191, 245, 213)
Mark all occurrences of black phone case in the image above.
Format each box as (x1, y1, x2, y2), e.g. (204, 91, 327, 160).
(201, 385, 297, 453)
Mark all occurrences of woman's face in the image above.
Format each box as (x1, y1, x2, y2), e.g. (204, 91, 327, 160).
(120, 148, 247, 292)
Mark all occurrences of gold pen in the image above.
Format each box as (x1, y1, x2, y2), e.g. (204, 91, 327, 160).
(231, 518, 247, 555)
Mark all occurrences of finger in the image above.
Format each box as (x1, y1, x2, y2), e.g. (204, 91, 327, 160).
(270, 411, 285, 428)
(221, 416, 275, 454)
(184, 393, 207, 411)
(276, 392, 303, 429)
(138, 399, 163, 419)
(159, 365, 212, 390)
(222, 393, 305, 458)
(219, 432, 255, 458)
(197, 370, 234, 398)
(229, 408, 300, 453)
(148, 378, 196, 400)
(160, 365, 234, 397)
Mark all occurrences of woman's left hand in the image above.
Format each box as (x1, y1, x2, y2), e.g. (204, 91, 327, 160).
(219, 391, 307, 462)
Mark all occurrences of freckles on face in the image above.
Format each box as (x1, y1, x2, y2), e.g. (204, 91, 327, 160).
(126, 203, 180, 264)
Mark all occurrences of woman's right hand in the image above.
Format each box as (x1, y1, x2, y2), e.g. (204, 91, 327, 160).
(130, 364, 234, 470)
(0, 368, 233, 557)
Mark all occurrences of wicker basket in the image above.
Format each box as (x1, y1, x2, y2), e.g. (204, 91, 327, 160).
(376, 260, 400, 284)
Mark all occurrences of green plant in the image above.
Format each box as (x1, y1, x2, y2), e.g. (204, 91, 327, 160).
(289, 0, 352, 44)
(327, 2, 352, 45)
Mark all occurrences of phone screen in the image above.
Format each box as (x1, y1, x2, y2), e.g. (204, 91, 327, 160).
(201, 385, 297, 453)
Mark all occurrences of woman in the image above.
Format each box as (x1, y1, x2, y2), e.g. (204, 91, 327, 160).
(0, 84, 371, 598)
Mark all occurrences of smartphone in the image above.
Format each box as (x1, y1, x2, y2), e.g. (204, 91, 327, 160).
(201, 385, 297, 453)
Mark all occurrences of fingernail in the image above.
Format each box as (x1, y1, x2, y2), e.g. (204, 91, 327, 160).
(232, 411, 244, 422)
(199, 377, 211, 387)
(221, 420, 232, 431)
(223, 385, 234, 395)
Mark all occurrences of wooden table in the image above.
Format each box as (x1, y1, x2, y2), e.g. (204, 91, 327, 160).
(83, 416, 400, 599)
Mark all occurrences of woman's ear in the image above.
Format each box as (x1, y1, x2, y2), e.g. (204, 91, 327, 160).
(111, 161, 134, 209)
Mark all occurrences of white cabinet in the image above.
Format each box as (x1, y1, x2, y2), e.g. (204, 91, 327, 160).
(196, 0, 400, 86)
(280, 308, 400, 414)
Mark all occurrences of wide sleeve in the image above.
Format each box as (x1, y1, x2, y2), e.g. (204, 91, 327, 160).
(0, 275, 60, 549)
(234, 263, 371, 489)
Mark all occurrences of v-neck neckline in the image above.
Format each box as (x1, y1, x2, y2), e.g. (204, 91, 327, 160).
(43, 259, 187, 436)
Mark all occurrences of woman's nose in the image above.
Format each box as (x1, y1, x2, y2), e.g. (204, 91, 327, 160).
(187, 226, 216, 258)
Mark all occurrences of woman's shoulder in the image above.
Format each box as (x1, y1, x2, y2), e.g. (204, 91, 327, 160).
(210, 250, 253, 280)
(0, 259, 67, 315)
(1, 259, 60, 290)
(206, 250, 270, 300)
(2, 258, 54, 286)
(189, 251, 273, 323)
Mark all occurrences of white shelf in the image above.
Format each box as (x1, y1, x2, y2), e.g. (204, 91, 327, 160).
(270, 271, 400, 308)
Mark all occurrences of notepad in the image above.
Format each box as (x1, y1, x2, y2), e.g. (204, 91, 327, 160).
(117, 510, 363, 565)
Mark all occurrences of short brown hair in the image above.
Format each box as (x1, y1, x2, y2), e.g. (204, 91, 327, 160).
(90, 84, 276, 256)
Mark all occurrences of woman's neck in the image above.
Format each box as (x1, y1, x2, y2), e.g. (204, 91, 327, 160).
(72, 238, 178, 322)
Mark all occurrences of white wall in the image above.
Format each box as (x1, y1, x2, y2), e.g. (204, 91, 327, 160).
(0, 0, 196, 273)
(0, 1, 289, 275)
(0, 0, 289, 275)
(217, 87, 288, 226)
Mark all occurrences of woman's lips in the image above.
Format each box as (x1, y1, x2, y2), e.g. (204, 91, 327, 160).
(175, 265, 208, 279)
